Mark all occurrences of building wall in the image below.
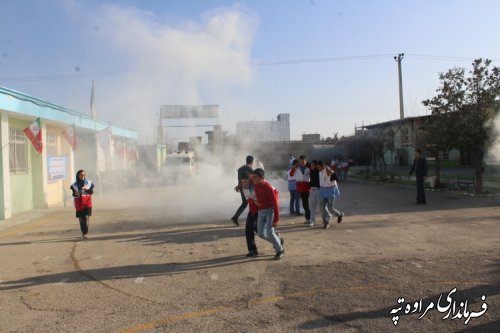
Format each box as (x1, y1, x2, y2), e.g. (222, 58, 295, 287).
(8, 118, 35, 214)
(236, 113, 290, 142)
(0, 87, 138, 220)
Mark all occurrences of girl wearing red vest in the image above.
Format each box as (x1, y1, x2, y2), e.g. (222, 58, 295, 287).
(71, 170, 94, 240)
(296, 155, 311, 224)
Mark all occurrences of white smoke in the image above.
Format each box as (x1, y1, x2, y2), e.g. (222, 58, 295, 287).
(488, 112, 500, 164)
(83, 3, 258, 142)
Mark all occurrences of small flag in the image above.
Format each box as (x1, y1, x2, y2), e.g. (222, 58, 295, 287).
(62, 124, 77, 151)
(114, 140, 126, 156)
(97, 125, 112, 156)
(127, 144, 139, 161)
(24, 118, 43, 154)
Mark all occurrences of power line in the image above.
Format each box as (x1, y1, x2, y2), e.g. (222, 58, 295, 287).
(252, 53, 394, 66)
(1, 53, 499, 83)
(406, 53, 500, 62)
(0, 70, 126, 83)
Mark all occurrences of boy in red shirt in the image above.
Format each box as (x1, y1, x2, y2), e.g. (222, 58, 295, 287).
(252, 168, 285, 260)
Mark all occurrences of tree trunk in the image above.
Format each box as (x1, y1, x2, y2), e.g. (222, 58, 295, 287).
(473, 150, 484, 193)
(434, 153, 441, 188)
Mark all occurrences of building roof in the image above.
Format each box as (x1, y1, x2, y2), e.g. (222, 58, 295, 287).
(0, 86, 137, 140)
(362, 115, 432, 129)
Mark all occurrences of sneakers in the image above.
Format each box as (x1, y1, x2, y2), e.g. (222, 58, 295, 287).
(274, 250, 285, 260)
(337, 213, 344, 223)
(83, 234, 88, 241)
(323, 223, 330, 229)
(304, 219, 310, 225)
(308, 222, 315, 227)
(245, 251, 258, 257)
(230, 216, 239, 226)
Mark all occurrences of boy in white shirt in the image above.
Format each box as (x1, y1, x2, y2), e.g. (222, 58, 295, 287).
(317, 161, 344, 229)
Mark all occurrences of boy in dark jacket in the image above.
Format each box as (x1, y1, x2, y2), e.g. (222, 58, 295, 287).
(240, 174, 259, 257)
(231, 155, 254, 226)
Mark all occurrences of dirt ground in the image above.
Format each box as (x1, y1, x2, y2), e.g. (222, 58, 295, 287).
(0, 179, 498, 333)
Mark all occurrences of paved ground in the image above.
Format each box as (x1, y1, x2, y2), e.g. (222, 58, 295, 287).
(0, 179, 499, 333)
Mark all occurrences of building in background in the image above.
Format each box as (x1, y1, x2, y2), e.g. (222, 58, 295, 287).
(357, 115, 460, 166)
(0, 87, 138, 220)
(302, 133, 321, 142)
(236, 113, 290, 142)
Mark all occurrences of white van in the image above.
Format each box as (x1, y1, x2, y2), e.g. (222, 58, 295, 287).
(161, 152, 195, 183)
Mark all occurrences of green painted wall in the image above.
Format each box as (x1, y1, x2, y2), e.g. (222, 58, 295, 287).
(9, 119, 35, 214)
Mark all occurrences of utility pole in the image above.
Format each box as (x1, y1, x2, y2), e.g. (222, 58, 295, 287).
(394, 53, 404, 119)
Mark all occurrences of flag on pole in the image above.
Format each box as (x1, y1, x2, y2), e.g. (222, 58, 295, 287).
(127, 144, 139, 161)
(24, 118, 43, 154)
(90, 80, 96, 119)
(62, 124, 77, 151)
(97, 125, 112, 156)
(114, 140, 126, 157)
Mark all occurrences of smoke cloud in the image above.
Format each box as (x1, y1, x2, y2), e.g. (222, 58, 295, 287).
(59, 4, 287, 224)
(83, 3, 258, 142)
(488, 112, 500, 163)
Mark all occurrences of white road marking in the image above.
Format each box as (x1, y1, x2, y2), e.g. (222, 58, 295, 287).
(134, 277, 145, 284)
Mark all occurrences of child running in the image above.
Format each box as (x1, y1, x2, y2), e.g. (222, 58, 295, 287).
(70, 170, 95, 240)
(317, 161, 344, 229)
(252, 168, 285, 260)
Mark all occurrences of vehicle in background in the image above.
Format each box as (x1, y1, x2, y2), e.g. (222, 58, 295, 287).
(160, 151, 196, 184)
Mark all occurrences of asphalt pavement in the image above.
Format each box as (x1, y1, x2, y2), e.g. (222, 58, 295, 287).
(0, 179, 499, 333)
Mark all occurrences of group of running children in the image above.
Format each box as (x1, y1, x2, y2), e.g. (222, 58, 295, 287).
(70, 154, 344, 259)
(231, 155, 344, 260)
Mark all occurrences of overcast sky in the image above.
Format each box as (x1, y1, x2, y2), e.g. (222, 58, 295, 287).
(1, 0, 499, 143)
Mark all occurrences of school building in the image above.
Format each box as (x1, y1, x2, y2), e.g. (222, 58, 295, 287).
(0, 87, 138, 220)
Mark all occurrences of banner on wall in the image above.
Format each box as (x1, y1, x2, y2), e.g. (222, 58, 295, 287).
(47, 156, 68, 181)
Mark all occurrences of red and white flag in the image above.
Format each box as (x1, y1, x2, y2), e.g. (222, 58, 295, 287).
(114, 140, 126, 157)
(127, 145, 139, 161)
(97, 125, 112, 156)
(62, 124, 77, 151)
(24, 118, 43, 154)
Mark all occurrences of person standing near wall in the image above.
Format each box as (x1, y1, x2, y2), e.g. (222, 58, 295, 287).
(341, 159, 350, 182)
(409, 149, 428, 205)
(71, 170, 94, 240)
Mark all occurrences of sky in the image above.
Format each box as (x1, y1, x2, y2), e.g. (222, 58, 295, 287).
(1, 0, 500, 143)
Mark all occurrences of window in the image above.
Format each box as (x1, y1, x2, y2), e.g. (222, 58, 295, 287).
(9, 128, 28, 174)
(46, 132, 58, 156)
